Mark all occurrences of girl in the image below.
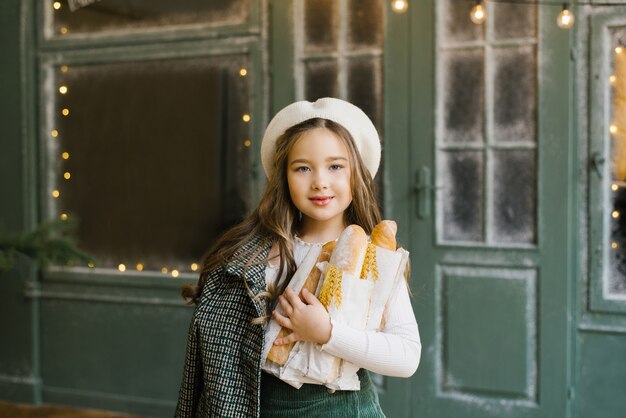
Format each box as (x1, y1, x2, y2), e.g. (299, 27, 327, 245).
(176, 98, 421, 417)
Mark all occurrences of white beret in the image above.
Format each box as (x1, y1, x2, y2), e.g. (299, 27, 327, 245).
(260, 97, 381, 179)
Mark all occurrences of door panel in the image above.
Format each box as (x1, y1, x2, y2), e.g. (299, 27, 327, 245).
(391, 1, 572, 417)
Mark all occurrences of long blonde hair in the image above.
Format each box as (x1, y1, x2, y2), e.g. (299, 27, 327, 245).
(182, 118, 382, 307)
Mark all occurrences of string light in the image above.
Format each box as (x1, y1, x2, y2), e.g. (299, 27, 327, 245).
(59, 86, 68, 94)
(242, 114, 251, 122)
(610, 75, 617, 84)
(556, 3, 575, 29)
(62, 108, 70, 116)
(62, 152, 70, 160)
(244, 140, 252, 147)
(63, 172, 71, 180)
(118, 264, 126, 272)
(390, 0, 409, 13)
(60, 213, 68, 221)
(612, 184, 619, 191)
(612, 210, 620, 219)
(239, 68, 248, 76)
(60, 27, 68, 35)
(612, 242, 618, 249)
(191, 263, 199, 271)
(51, 129, 59, 137)
(172, 269, 180, 278)
(52, 190, 60, 198)
(88, 261, 95, 268)
(53, 2, 61, 10)
(617, 46, 624, 55)
(136, 263, 144, 271)
(60, 65, 69, 73)
(161, 267, 168, 274)
(610, 125, 618, 135)
(470, 0, 487, 25)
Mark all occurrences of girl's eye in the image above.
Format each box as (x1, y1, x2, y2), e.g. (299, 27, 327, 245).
(330, 164, 343, 171)
(296, 166, 310, 173)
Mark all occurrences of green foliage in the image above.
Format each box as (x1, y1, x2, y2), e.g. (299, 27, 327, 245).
(0, 218, 93, 272)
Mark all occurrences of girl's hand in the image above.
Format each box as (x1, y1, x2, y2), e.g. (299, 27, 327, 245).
(272, 287, 332, 346)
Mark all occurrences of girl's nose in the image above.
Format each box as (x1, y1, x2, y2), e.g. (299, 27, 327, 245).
(312, 172, 329, 190)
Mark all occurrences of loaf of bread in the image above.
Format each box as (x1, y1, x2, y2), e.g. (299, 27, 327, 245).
(371, 220, 397, 250)
(267, 241, 336, 365)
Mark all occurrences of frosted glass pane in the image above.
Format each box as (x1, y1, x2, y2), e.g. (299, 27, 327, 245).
(492, 150, 536, 244)
(443, 49, 484, 143)
(494, 1, 537, 39)
(304, 59, 339, 101)
(50, 57, 251, 273)
(609, 36, 626, 295)
(441, 0, 483, 43)
(493, 46, 537, 143)
(348, 0, 383, 49)
(304, 0, 338, 53)
(347, 57, 382, 133)
(50, 0, 247, 36)
(441, 152, 484, 242)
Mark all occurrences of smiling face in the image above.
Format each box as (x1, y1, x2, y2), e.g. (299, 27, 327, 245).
(287, 127, 353, 237)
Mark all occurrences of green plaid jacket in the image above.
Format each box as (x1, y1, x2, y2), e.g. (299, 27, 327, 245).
(175, 235, 272, 418)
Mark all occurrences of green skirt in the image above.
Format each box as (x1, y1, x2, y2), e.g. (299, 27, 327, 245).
(260, 369, 386, 418)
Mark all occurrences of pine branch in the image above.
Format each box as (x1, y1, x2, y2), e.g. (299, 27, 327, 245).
(0, 218, 94, 273)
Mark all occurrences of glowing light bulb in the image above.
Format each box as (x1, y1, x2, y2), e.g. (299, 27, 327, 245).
(60, 27, 68, 35)
(610, 75, 617, 84)
(242, 114, 251, 122)
(557, 4, 575, 29)
(612, 184, 619, 191)
(612, 242, 618, 249)
(244, 140, 252, 147)
(239, 68, 248, 76)
(88, 261, 95, 268)
(161, 267, 168, 274)
(612, 210, 620, 219)
(59, 86, 68, 94)
(53, 2, 61, 10)
(62, 152, 70, 160)
(60, 213, 68, 221)
(63, 172, 71, 180)
(616, 46, 624, 55)
(118, 264, 126, 272)
(51, 129, 59, 137)
(390, 0, 409, 14)
(470, 1, 486, 25)
(172, 269, 180, 278)
(62, 108, 70, 116)
(610, 125, 618, 134)
(60, 65, 69, 73)
(136, 263, 144, 271)
(52, 190, 60, 198)
(191, 263, 198, 271)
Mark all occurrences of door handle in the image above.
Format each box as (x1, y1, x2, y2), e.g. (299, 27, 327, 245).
(414, 166, 439, 219)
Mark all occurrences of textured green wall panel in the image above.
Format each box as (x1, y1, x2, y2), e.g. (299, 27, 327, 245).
(575, 332, 626, 418)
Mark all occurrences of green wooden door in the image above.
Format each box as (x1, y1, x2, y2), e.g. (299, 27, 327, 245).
(386, 2, 574, 417)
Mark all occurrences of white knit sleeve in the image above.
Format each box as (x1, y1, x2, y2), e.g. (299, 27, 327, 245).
(318, 277, 421, 378)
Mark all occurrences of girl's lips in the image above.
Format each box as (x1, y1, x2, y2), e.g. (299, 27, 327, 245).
(309, 196, 334, 206)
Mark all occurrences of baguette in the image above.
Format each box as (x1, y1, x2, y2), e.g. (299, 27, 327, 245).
(371, 220, 397, 250)
(267, 241, 336, 365)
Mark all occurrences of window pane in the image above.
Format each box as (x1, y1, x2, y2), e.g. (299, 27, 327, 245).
(492, 150, 536, 244)
(493, 1, 537, 40)
(441, 151, 484, 242)
(441, 0, 483, 44)
(442, 49, 484, 143)
(347, 57, 382, 133)
(49, 56, 251, 273)
(49, 0, 248, 37)
(609, 36, 626, 295)
(304, 59, 339, 101)
(347, 0, 383, 50)
(493, 46, 537, 143)
(303, 0, 338, 53)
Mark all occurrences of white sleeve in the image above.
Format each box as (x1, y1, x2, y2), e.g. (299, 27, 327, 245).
(319, 277, 421, 378)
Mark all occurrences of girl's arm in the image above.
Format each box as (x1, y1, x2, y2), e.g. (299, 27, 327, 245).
(175, 318, 203, 417)
(319, 278, 421, 378)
